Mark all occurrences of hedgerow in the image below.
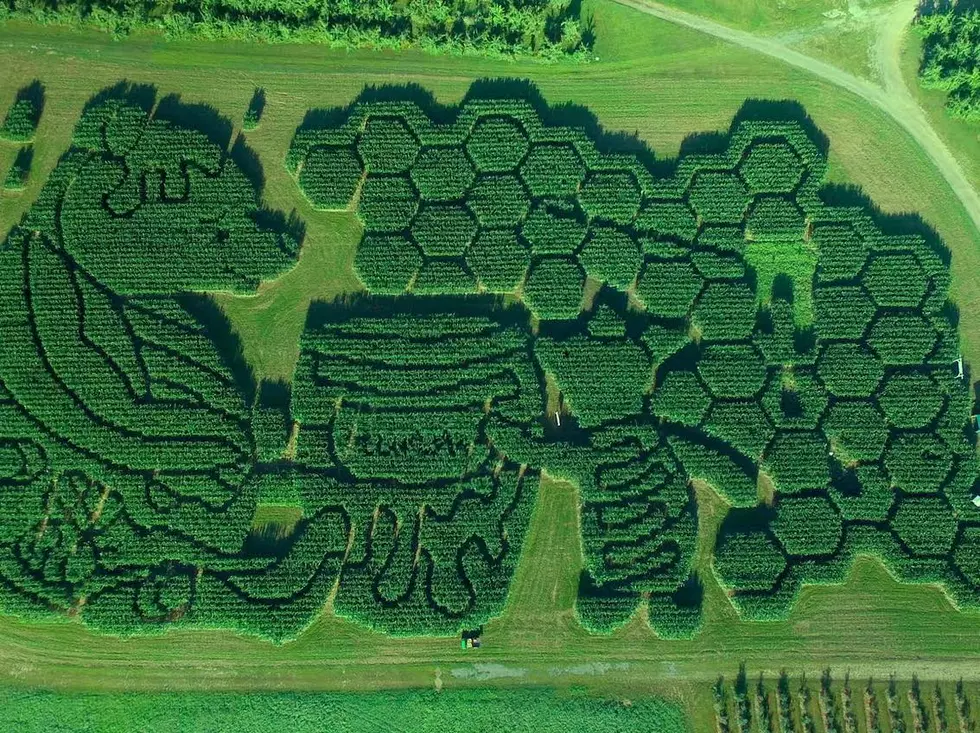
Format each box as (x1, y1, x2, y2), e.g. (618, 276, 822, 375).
(0, 1, 592, 61)
(0, 85, 974, 641)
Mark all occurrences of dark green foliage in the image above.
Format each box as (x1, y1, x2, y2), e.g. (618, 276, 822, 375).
(746, 196, 806, 239)
(357, 174, 418, 231)
(687, 171, 751, 224)
(0, 1, 592, 59)
(738, 142, 805, 194)
(354, 234, 421, 293)
(761, 371, 827, 430)
(863, 254, 928, 308)
(520, 144, 585, 197)
(818, 343, 884, 397)
(3, 146, 31, 191)
(698, 344, 767, 398)
(465, 117, 529, 171)
(877, 372, 945, 429)
(771, 495, 842, 556)
(918, 9, 980, 120)
(692, 282, 757, 340)
(411, 204, 477, 256)
(668, 437, 758, 506)
(358, 118, 419, 174)
(868, 313, 938, 364)
(812, 224, 868, 282)
(0, 87, 974, 641)
(652, 371, 712, 426)
(410, 146, 475, 201)
(242, 88, 265, 131)
(588, 305, 628, 338)
(521, 199, 588, 256)
(523, 257, 585, 321)
(823, 401, 889, 462)
(762, 370, 828, 430)
(831, 465, 895, 522)
(637, 260, 703, 318)
(892, 496, 958, 556)
(648, 575, 704, 639)
(814, 286, 876, 340)
(579, 172, 641, 225)
(703, 400, 774, 459)
(0, 84, 43, 142)
(763, 431, 831, 493)
(298, 146, 361, 209)
(578, 226, 642, 290)
(885, 433, 952, 494)
(413, 260, 476, 293)
(714, 527, 786, 592)
(635, 201, 698, 241)
(466, 230, 529, 292)
(535, 335, 650, 428)
(467, 174, 530, 228)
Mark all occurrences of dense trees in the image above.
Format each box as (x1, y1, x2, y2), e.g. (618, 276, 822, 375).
(0, 0, 591, 59)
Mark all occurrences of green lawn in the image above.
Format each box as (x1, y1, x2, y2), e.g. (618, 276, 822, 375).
(652, 0, 894, 33)
(3, 0, 980, 726)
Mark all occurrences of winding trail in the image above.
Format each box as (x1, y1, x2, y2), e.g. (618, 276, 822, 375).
(612, 0, 980, 236)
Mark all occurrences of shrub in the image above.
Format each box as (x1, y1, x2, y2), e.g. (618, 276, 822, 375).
(687, 172, 751, 224)
(410, 146, 475, 201)
(466, 230, 530, 292)
(579, 171, 641, 225)
(877, 372, 945, 429)
(823, 400, 889, 463)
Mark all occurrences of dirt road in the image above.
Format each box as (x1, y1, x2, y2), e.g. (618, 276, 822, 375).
(612, 0, 980, 236)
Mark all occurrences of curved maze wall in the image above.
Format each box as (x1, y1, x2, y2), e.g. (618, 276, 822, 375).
(0, 87, 977, 641)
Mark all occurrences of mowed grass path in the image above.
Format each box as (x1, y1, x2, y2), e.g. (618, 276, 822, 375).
(2, 0, 980, 719)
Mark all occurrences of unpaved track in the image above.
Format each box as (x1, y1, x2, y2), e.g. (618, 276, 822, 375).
(612, 0, 980, 237)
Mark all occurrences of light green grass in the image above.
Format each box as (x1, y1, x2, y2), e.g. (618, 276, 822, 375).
(2, 1, 980, 720)
(745, 238, 818, 324)
(0, 687, 690, 733)
(651, 0, 892, 33)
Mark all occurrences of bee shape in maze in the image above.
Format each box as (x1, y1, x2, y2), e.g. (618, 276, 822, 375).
(0, 85, 978, 642)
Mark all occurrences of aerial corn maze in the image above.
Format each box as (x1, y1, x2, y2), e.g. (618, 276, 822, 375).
(0, 84, 976, 647)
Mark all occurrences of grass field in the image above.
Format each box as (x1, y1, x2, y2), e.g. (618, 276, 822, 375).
(0, 687, 689, 732)
(4, 0, 980, 727)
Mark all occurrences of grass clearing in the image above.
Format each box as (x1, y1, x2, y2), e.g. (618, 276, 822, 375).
(1, 0, 980, 720)
(745, 238, 817, 324)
